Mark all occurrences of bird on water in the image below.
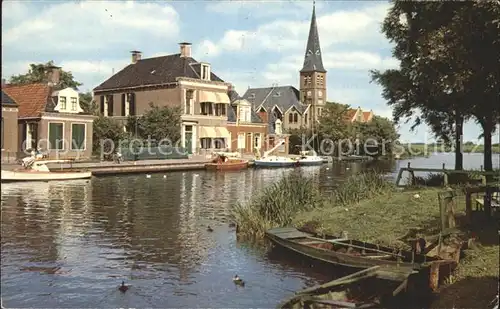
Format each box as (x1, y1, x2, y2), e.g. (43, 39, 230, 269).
(233, 275, 245, 286)
(118, 281, 129, 293)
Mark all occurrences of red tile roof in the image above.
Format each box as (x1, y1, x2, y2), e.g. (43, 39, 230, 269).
(2, 83, 51, 118)
(363, 111, 372, 122)
(345, 109, 357, 121)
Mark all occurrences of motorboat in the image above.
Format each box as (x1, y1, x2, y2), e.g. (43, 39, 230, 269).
(253, 139, 299, 168)
(254, 155, 298, 168)
(205, 153, 249, 171)
(1, 158, 92, 182)
(297, 150, 324, 166)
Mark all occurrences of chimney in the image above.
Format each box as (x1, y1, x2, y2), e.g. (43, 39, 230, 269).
(179, 42, 192, 58)
(131, 50, 142, 64)
(46, 65, 61, 86)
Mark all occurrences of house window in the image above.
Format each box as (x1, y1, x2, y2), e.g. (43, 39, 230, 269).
(318, 75, 324, 86)
(254, 133, 261, 149)
(294, 113, 298, 123)
(48, 122, 64, 150)
(237, 133, 245, 149)
(201, 64, 211, 81)
(185, 90, 193, 114)
(357, 113, 363, 122)
(239, 106, 251, 122)
(304, 113, 308, 124)
(215, 103, 226, 116)
(71, 123, 86, 150)
(214, 138, 225, 149)
(201, 102, 213, 115)
(200, 138, 211, 149)
(106, 95, 114, 116)
(59, 97, 67, 110)
(70, 97, 78, 111)
(316, 76, 320, 86)
(306, 76, 312, 85)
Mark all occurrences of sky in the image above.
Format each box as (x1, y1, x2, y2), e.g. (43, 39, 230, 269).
(2, 0, 498, 143)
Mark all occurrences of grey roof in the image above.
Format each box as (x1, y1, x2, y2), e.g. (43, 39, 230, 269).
(1, 90, 18, 106)
(227, 89, 263, 124)
(242, 85, 308, 114)
(94, 54, 224, 91)
(300, 5, 326, 73)
(242, 85, 309, 134)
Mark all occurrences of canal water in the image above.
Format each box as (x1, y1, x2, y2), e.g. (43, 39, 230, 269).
(1, 153, 496, 307)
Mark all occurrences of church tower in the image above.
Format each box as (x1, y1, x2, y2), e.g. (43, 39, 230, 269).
(300, 2, 326, 126)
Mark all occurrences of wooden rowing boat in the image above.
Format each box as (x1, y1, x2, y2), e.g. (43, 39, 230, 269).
(205, 155, 249, 171)
(266, 227, 444, 271)
(278, 266, 415, 309)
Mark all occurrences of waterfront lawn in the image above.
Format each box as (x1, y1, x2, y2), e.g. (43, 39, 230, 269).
(293, 188, 444, 249)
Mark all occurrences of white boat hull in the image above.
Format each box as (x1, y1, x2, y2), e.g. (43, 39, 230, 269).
(297, 156, 324, 166)
(254, 156, 298, 168)
(1, 170, 92, 182)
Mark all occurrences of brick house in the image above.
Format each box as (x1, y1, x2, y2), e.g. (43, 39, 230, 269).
(1, 89, 19, 161)
(2, 66, 95, 160)
(226, 88, 272, 155)
(345, 107, 374, 123)
(93, 43, 237, 155)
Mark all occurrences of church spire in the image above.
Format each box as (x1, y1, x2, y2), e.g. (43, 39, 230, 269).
(300, 1, 326, 73)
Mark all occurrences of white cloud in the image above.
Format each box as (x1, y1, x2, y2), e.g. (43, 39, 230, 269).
(2, 1, 179, 53)
(198, 2, 390, 58)
(205, 0, 327, 19)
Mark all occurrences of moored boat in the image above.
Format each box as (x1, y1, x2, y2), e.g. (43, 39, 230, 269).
(1, 159, 92, 182)
(205, 154, 249, 171)
(254, 156, 298, 168)
(277, 266, 414, 309)
(297, 150, 324, 166)
(266, 227, 458, 290)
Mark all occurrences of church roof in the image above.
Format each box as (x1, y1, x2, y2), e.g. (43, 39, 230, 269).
(300, 4, 326, 73)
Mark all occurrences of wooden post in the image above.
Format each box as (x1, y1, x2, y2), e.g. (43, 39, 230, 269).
(443, 173, 449, 186)
(429, 262, 440, 292)
(465, 188, 472, 224)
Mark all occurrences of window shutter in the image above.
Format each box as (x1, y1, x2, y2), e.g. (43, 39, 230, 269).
(121, 94, 126, 116)
(100, 96, 105, 115)
(130, 93, 136, 116)
(108, 95, 114, 116)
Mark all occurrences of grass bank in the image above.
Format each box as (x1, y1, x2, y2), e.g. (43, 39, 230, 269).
(232, 172, 499, 308)
(230, 171, 393, 239)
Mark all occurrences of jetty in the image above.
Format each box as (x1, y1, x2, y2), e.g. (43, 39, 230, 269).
(395, 162, 500, 187)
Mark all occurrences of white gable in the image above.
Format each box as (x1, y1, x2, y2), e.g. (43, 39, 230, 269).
(52, 87, 83, 113)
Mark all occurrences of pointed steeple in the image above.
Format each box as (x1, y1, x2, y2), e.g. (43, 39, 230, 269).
(300, 1, 326, 73)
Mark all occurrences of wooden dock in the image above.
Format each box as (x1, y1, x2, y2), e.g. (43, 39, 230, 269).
(395, 162, 500, 187)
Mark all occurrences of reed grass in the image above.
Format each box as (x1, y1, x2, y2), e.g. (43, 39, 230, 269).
(230, 171, 323, 238)
(231, 171, 393, 238)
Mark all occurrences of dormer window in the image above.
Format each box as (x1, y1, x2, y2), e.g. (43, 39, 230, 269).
(201, 64, 211, 81)
(239, 105, 251, 122)
(249, 93, 256, 99)
(71, 97, 78, 111)
(59, 97, 67, 110)
(273, 92, 281, 97)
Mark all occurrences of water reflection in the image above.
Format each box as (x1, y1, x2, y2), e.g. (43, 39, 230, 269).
(0, 154, 491, 307)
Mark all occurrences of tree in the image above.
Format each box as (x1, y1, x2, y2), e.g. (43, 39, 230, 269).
(126, 103, 182, 143)
(9, 60, 82, 89)
(92, 116, 126, 155)
(371, 1, 500, 171)
(317, 102, 351, 143)
(79, 91, 98, 115)
(350, 116, 400, 158)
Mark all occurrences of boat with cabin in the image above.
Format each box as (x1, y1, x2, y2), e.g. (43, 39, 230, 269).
(1, 157, 92, 182)
(205, 152, 249, 171)
(254, 139, 299, 168)
(297, 150, 324, 166)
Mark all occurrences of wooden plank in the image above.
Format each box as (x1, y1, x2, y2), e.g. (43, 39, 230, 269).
(306, 298, 358, 308)
(296, 266, 380, 295)
(392, 278, 409, 296)
(305, 236, 405, 258)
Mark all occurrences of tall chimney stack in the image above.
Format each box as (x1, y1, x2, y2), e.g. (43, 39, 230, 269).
(131, 50, 142, 64)
(179, 42, 192, 58)
(46, 65, 61, 86)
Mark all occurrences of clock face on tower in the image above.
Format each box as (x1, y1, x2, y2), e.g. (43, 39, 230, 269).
(307, 91, 312, 97)
(318, 91, 323, 97)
